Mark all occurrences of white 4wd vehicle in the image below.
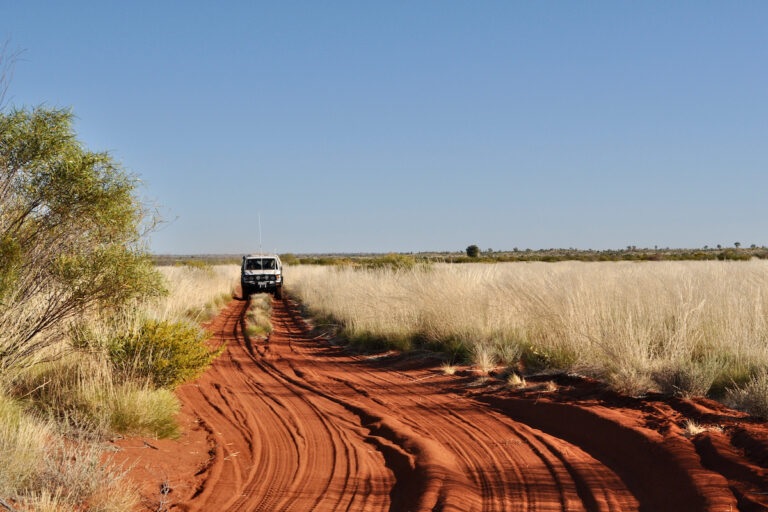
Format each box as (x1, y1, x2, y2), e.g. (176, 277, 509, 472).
(241, 254, 283, 299)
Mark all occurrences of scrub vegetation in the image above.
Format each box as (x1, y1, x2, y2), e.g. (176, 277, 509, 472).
(0, 101, 237, 509)
(245, 293, 274, 338)
(286, 261, 768, 414)
(0, 261, 238, 510)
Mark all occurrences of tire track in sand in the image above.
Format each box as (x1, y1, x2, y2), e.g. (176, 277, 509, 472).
(170, 297, 740, 511)
(267, 301, 637, 512)
(174, 298, 393, 512)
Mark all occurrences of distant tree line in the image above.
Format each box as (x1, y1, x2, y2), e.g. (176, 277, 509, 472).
(151, 245, 768, 268)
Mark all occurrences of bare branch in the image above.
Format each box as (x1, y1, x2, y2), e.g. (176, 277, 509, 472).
(0, 40, 24, 110)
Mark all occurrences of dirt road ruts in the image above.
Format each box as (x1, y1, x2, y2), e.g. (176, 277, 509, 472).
(116, 297, 767, 511)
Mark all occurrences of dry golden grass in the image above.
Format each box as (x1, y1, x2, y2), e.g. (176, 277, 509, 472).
(682, 419, 707, 437)
(286, 260, 768, 399)
(153, 264, 239, 322)
(441, 363, 458, 375)
(682, 419, 723, 437)
(0, 392, 140, 511)
(506, 373, 527, 389)
(472, 344, 498, 375)
(245, 294, 273, 338)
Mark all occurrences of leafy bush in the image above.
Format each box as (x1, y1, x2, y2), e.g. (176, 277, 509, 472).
(0, 107, 163, 371)
(109, 319, 222, 388)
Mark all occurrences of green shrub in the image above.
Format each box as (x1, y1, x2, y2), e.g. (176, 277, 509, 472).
(109, 319, 222, 388)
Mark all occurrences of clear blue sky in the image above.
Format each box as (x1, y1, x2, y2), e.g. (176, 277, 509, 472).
(2, 1, 766, 254)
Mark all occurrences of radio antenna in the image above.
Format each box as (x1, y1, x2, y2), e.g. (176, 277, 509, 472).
(258, 212, 262, 253)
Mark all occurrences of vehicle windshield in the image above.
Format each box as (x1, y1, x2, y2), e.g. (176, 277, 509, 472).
(245, 258, 276, 270)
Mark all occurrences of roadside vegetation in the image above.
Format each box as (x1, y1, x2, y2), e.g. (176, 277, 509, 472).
(0, 99, 237, 509)
(286, 260, 768, 415)
(0, 260, 237, 510)
(245, 293, 273, 339)
(278, 245, 768, 267)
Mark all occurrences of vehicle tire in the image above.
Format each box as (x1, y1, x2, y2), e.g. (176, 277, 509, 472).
(241, 282, 250, 298)
(274, 285, 283, 299)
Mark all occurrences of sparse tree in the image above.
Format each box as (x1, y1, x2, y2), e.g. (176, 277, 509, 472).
(0, 107, 162, 370)
(466, 244, 480, 258)
(735, 242, 741, 249)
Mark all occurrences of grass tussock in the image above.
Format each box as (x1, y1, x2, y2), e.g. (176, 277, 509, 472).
(246, 294, 273, 338)
(726, 369, 768, 418)
(681, 419, 722, 438)
(472, 344, 498, 375)
(286, 261, 768, 404)
(441, 363, 458, 375)
(506, 373, 527, 389)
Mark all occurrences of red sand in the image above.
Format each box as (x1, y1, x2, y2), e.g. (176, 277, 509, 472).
(112, 298, 768, 511)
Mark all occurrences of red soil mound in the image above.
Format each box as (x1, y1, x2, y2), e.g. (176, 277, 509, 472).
(112, 298, 768, 511)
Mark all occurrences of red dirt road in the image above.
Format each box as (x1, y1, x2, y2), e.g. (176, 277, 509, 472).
(115, 298, 768, 511)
